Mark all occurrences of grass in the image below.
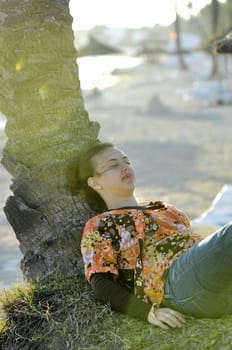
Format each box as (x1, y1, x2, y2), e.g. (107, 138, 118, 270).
(1, 274, 232, 350)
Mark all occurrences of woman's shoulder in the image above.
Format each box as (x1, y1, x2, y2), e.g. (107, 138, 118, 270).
(84, 210, 115, 226)
(85, 201, 184, 223)
(84, 207, 138, 228)
(86, 202, 168, 219)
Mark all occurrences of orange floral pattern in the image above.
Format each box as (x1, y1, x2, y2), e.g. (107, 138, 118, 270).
(81, 201, 202, 306)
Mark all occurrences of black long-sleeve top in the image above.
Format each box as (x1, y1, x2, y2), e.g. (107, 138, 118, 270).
(90, 273, 151, 321)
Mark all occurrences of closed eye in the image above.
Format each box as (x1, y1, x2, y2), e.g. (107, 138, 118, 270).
(96, 156, 132, 175)
(108, 163, 120, 169)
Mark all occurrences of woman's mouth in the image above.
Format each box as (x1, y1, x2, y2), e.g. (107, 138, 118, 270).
(122, 173, 133, 181)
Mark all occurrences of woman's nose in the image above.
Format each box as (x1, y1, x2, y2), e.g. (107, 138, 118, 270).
(122, 166, 128, 172)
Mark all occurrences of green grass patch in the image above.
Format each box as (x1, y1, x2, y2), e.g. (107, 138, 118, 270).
(1, 274, 232, 349)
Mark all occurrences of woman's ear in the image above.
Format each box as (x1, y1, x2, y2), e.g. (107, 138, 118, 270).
(87, 177, 102, 190)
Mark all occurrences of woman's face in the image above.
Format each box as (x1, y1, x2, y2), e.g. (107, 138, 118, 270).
(88, 147, 136, 198)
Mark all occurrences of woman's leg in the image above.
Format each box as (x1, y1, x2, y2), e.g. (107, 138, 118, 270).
(163, 223, 232, 318)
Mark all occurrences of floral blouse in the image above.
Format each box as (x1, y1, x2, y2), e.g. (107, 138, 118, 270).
(81, 201, 202, 306)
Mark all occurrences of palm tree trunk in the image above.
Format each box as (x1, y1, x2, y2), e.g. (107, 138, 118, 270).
(174, 1, 187, 70)
(0, 0, 99, 282)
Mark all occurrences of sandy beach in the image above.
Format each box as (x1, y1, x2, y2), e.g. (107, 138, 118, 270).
(1, 51, 232, 290)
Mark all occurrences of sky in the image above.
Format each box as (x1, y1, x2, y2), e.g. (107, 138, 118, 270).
(69, 0, 222, 31)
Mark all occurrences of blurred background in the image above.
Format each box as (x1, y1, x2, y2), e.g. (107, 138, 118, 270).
(1, 0, 232, 289)
(70, 0, 232, 91)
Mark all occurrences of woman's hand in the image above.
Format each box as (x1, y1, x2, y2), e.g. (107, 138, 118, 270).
(148, 305, 186, 330)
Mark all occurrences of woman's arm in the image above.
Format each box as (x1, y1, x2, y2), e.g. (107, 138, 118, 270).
(90, 273, 151, 321)
(91, 273, 186, 329)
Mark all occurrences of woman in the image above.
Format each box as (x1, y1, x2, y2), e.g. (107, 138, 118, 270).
(80, 142, 232, 330)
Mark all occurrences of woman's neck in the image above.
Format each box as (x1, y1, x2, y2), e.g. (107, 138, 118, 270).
(105, 196, 138, 210)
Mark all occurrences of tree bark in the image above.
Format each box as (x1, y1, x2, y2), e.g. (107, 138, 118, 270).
(0, 0, 99, 282)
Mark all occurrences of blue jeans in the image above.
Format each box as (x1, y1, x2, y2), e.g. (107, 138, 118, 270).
(163, 223, 232, 318)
